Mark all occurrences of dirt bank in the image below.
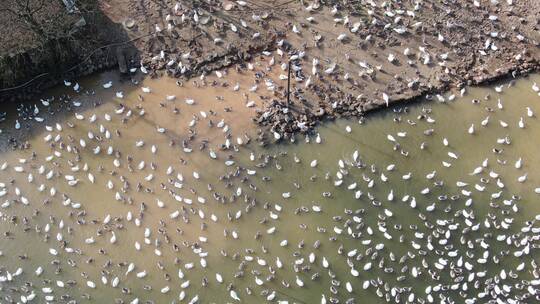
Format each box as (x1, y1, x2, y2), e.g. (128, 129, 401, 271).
(0, 0, 141, 100)
(99, 0, 540, 138)
(244, 0, 540, 138)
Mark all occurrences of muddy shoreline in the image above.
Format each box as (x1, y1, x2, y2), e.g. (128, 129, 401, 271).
(255, 59, 540, 142)
(1, 0, 539, 138)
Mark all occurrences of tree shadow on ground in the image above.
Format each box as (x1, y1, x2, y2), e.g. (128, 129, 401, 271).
(0, 0, 140, 100)
(0, 1, 145, 149)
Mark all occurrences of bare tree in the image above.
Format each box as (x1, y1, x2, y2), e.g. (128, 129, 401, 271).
(0, 0, 77, 41)
(1, 0, 47, 37)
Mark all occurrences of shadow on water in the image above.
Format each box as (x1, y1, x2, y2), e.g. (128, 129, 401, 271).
(0, 71, 144, 152)
(0, 0, 149, 151)
(0, 0, 142, 121)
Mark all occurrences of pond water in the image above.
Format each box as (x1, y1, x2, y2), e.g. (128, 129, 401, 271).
(0, 70, 539, 304)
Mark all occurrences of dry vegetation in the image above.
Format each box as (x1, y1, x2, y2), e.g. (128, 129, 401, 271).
(0, 0, 87, 53)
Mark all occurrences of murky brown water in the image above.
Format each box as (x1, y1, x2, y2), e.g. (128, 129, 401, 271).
(0, 71, 539, 304)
